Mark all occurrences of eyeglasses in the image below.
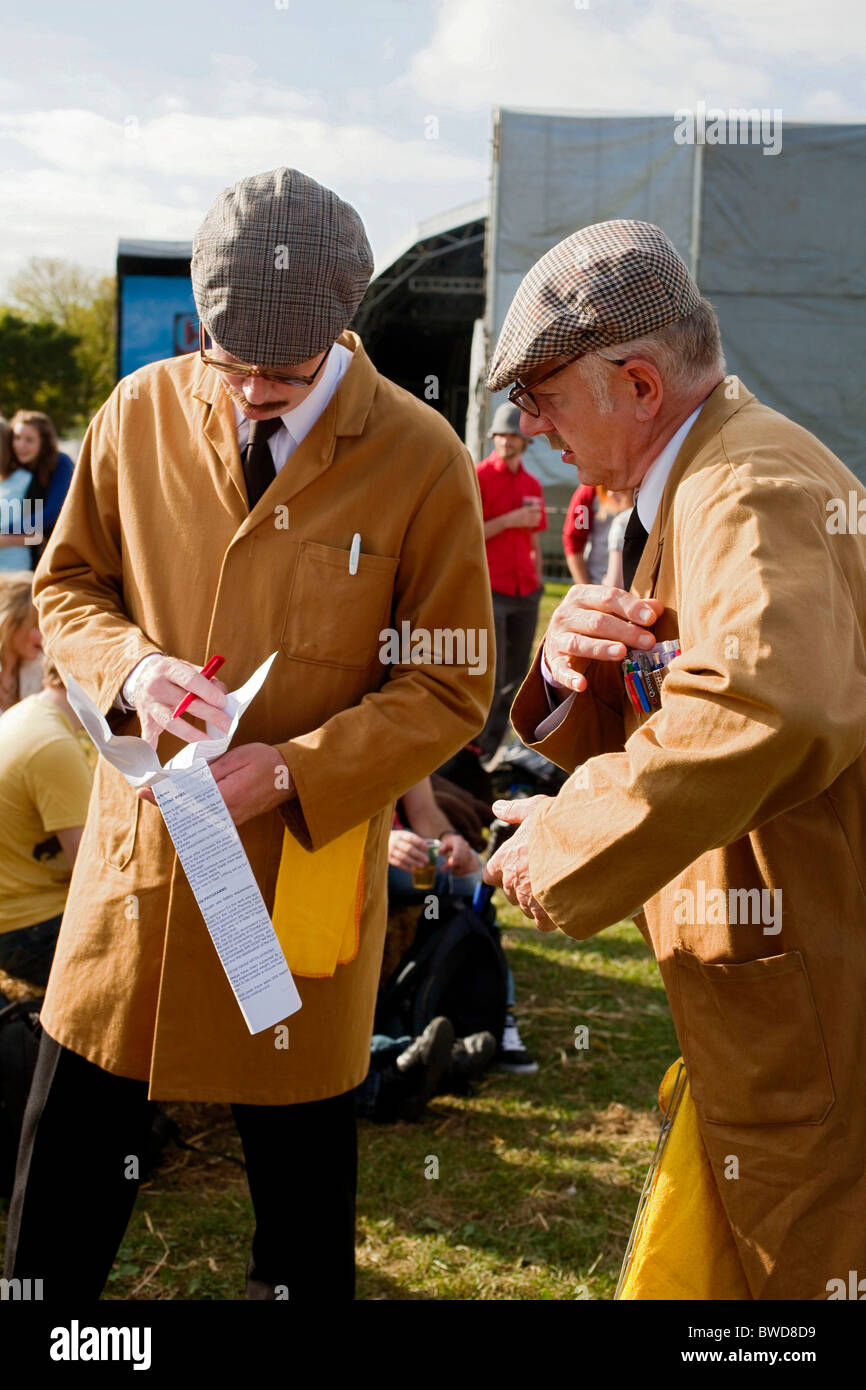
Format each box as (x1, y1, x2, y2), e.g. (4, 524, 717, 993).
(508, 352, 627, 417)
(199, 324, 333, 389)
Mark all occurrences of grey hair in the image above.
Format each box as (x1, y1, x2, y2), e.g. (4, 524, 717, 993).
(580, 296, 726, 409)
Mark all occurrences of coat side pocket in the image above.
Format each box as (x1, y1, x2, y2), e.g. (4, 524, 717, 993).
(282, 540, 399, 670)
(95, 759, 141, 872)
(673, 947, 835, 1126)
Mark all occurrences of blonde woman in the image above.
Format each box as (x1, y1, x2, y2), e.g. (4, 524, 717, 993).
(0, 572, 43, 712)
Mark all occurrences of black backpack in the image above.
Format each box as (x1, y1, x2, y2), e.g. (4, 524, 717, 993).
(376, 892, 509, 1043)
(0, 994, 43, 1200)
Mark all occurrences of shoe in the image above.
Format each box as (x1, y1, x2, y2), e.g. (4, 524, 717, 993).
(449, 1030, 497, 1084)
(394, 1017, 455, 1120)
(495, 1013, 539, 1074)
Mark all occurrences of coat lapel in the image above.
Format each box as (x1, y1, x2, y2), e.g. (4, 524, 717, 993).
(206, 331, 380, 542)
(632, 377, 755, 598)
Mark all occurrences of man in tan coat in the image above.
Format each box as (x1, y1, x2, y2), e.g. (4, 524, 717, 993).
(484, 220, 866, 1299)
(3, 168, 494, 1301)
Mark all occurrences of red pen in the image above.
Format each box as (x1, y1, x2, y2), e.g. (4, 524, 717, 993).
(171, 654, 226, 721)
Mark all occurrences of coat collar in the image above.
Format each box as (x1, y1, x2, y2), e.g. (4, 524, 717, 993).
(632, 376, 754, 598)
(191, 331, 379, 529)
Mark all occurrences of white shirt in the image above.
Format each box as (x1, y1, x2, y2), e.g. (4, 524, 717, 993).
(537, 402, 704, 737)
(118, 342, 353, 709)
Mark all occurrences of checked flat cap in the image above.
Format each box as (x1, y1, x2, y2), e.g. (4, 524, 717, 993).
(192, 167, 374, 366)
(487, 220, 702, 392)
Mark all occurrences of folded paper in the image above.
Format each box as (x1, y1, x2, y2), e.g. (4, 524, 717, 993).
(66, 652, 302, 1034)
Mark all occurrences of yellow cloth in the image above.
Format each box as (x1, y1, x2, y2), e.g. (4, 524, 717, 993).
(271, 821, 369, 977)
(0, 695, 94, 935)
(618, 1058, 752, 1300)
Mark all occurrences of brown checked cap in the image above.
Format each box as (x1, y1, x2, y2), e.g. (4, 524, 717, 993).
(487, 219, 702, 392)
(192, 167, 374, 367)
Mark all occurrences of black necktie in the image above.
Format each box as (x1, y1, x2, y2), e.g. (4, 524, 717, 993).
(241, 417, 282, 509)
(621, 504, 649, 590)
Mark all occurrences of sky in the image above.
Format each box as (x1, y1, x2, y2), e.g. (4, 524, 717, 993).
(0, 0, 864, 294)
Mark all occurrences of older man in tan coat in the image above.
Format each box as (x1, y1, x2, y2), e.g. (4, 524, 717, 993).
(484, 220, 866, 1300)
(4, 168, 494, 1302)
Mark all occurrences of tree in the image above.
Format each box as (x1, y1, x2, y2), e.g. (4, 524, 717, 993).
(4, 257, 116, 430)
(0, 313, 85, 434)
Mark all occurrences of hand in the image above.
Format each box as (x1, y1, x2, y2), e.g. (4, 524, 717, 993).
(543, 585, 665, 694)
(483, 795, 556, 932)
(513, 502, 542, 528)
(127, 654, 231, 749)
(439, 831, 481, 877)
(388, 829, 431, 872)
(137, 743, 293, 827)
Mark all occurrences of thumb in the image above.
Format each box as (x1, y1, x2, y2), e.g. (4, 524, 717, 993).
(492, 798, 532, 824)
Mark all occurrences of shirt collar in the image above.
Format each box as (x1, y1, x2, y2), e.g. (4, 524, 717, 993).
(489, 449, 524, 475)
(233, 342, 352, 449)
(635, 402, 704, 532)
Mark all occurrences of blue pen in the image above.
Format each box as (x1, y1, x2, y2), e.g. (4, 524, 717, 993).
(632, 670, 652, 714)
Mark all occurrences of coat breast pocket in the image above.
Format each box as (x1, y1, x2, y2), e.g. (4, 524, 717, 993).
(673, 947, 835, 1126)
(282, 540, 399, 670)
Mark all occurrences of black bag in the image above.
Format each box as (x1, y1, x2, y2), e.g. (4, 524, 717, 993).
(0, 994, 43, 1200)
(376, 893, 508, 1044)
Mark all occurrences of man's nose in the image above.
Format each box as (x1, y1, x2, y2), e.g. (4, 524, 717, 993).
(519, 409, 548, 438)
(241, 375, 277, 405)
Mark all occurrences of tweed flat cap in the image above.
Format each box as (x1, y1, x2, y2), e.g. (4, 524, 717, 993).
(487, 220, 702, 392)
(192, 167, 374, 366)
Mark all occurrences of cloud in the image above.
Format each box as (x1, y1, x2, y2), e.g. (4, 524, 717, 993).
(401, 0, 864, 114)
(0, 104, 486, 288)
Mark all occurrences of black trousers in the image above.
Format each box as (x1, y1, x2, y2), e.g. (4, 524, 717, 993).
(3, 1030, 357, 1301)
(478, 587, 543, 759)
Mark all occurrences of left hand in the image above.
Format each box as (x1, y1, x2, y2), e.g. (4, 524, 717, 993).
(439, 831, 481, 877)
(483, 795, 557, 932)
(137, 743, 293, 827)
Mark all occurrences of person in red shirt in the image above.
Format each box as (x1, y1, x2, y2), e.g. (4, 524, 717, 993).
(475, 403, 547, 763)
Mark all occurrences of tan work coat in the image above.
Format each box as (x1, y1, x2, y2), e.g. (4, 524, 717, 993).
(512, 378, 866, 1300)
(33, 333, 494, 1104)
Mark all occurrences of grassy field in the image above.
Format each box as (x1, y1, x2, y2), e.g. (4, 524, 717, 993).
(0, 585, 680, 1300)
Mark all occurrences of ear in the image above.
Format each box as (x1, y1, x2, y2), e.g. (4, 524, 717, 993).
(622, 359, 664, 421)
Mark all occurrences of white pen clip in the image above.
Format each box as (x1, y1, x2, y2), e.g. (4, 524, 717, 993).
(349, 532, 361, 575)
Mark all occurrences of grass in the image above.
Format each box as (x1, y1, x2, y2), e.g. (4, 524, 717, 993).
(0, 586, 681, 1300)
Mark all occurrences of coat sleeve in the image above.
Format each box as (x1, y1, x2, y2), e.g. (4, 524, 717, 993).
(510, 640, 626, 772)
(32, 389, 163, 720)
(276, 448, 496, 851)
(529, 470, 866, 939)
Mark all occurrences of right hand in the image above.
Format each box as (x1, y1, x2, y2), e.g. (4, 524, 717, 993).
(512, 502, 542, 528)
(126, 655, 231, 749)
(543, 585, 665, 694)
(388, 829, 431, 872)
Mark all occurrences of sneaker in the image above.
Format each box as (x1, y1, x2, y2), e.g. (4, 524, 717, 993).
(449, 1030, 497, 1084)
(393, 1017, 455, 1120)
(495, 1013, 539, 1074)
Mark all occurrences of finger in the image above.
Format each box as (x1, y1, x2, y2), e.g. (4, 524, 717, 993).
(164, 663, 230, 708)
(554, 609, 660, 657)
(491, 799, 532, 824)
(562, 585, 664, 624)
(136, 787, 156, 805)
(156, 712, 213, 744)
(176, 696, 233, 732)
(482, 860, 501, 887)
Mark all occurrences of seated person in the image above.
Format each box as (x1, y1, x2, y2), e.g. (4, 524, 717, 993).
(0, 659, 93, 991)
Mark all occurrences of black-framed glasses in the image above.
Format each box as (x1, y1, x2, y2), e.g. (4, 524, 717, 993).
(508, 352, 628, 417)
(199, 324, 333, 389)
